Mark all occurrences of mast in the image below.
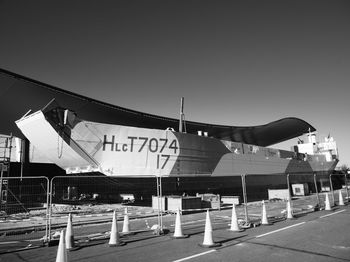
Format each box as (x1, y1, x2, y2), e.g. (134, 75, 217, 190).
(179, 97, 186, 133)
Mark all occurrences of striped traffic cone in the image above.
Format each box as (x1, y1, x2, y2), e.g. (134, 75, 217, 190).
(199, 210, 220, 248)
(229, 204, 244, 232)
(325, 193, 332, 211)
(172, 209, 188, 238)
(286, 199, 294, 219)
(55, 230, 68, 262)
(338, 191, 345, 206)
(122, 207, 130, 234)
(65, 213, 75, 250)
(261, 200, 271, 225)
(109, 210, 124, 246)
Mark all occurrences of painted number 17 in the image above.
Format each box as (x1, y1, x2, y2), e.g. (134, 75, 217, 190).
(157, 154, 170, 169)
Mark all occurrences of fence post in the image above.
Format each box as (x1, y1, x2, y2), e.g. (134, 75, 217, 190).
(159, 174, 163, 232)
(241, 174, 248, 223)
(343, 172, 349, 203)
(45, 177, 50, 243)
(48, 177, 55, 244)
(313, 173, 320, 208)
(329, 174, 335, 206)
(286, 173, 291, 200)
(156, 173, 163, 235)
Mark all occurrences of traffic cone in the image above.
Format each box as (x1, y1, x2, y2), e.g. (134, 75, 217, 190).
(261, 200, 271, 225)
(109, 210, 124, 246)
(172, 209, 188, 238)
(122, 207, 130, 234)
(338, 191, 345, 206)
(286, 199, 294, 219)
(325, 193, 332, 210)
(65, 213, 75, 250)
(229, 204, 244, 232)
(55, 230, 68, 262)
(199, 210, 220, 248)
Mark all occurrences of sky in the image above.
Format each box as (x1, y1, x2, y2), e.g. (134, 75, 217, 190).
(0, 0, 349, 167)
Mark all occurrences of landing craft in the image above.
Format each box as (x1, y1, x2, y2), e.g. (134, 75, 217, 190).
(15, 99, 338, 201)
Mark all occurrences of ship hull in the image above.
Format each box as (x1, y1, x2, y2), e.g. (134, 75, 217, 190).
(15, 108, 338, 202)
(15, 111, 337, 177)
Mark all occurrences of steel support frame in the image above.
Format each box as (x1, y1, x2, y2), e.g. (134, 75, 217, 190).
(241, 174, 249, 223)
(313, 173, 320, 207)
(156, 174, 164, 235)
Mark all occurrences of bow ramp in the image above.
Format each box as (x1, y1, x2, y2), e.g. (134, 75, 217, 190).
(16, 110, 101, 173)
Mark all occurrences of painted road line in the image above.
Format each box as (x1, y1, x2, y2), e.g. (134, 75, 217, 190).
(255, 222, 306, 238)
(319, 209, 346, 219)
(0, 241, 21, 245)
(172, 250, 216, 262)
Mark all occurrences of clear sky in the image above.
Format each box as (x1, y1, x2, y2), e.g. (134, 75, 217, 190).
(1, 0, 349, 166)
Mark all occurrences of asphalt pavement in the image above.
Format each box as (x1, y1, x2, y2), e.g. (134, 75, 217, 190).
(0, 192, 349, 262)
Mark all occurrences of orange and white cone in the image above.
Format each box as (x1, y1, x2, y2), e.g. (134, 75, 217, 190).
(286, 199, 294, 219)
(199, 210, 220, 247)
(172, 209, 188, 238)
(65, 213, 75, 250)
(325, 193, 332, 211)
(55, 230, 68, 262)
(229, 204, 243, 232)
(338, 191, 345, 206)
(109, 210, 123, 246)
(261, 200, 271, 225)
(122, 207, 130, 234)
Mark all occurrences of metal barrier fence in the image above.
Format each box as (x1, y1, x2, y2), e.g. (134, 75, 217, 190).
(238, 172, 348, 224)
(47, 175, 158, 243)
(0, 172, 348, 253)
(0, 176, 49, 249)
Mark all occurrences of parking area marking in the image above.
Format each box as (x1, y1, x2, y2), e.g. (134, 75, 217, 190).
(172, 250, 216, 262)
(255, 222, 306, 238)
(256, 209, 347, 239)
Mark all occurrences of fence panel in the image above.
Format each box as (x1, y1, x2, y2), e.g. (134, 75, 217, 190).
(0, 176, 49, 253)
(48, 175, 157, 243)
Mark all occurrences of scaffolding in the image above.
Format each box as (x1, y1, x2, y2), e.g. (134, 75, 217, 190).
(0, 134, 12, 215)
